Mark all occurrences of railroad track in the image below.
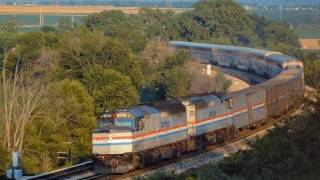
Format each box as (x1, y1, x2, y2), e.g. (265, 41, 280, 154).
(27, 161, 95, 180)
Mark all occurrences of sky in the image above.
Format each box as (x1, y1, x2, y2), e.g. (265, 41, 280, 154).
(236, 0, 319, 6)
(1, 0, 318, 6)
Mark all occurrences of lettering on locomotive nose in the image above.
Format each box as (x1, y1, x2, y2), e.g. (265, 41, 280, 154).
(160, 120, 171, 128)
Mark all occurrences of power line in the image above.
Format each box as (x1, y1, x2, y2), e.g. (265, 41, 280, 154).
(315, 0, 319, 18)
(165, 0, 172, 9)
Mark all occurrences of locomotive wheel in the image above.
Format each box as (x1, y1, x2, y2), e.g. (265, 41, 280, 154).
(176, 148, 182, 158)
(110, 159, 118, 168)
(139, 154, 146, 168)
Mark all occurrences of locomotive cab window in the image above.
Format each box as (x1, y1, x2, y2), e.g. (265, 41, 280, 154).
(98, 111, 136, 128)
(138, 119, 145, 130)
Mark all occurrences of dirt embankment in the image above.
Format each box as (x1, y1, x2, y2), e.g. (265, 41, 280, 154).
(186, 62, 250, 94)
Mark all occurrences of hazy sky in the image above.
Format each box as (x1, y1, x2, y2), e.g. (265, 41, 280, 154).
(236, 0, 318, 6)
(1, 0, 318, 6)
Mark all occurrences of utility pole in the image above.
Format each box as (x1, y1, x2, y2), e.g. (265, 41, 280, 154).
(6, 151, 23, 179)
(39, 9, 42, 27)
(39, 8, 44, 27)
(71, 15, 74, 28)
(279, 1, 283, 21)
(313, 0, 316, 17)
(316, 0, 319, 18)
(165, 0, 172, 9)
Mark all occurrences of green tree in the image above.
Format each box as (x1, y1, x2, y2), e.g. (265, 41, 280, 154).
(22, 79, 95, 174)
(58, 28, 143, 87)
(139, 39, 174, 82)
(139, 8, 180, 40)
(0, 135, 10, 176)
(0, 20, 19, 69)
(58, 17, 74, 32)
(302, 51, 320, 89)
(85, 11, 145, 52)
(5, 32, 60, 74)
(157, 52, 190, 98)
(177, 0, 257, 46)
(264, 22, 302, 57)
(84, 65, 139, 112)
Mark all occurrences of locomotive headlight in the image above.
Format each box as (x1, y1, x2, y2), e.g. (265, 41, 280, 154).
(182, 101, 190, 106)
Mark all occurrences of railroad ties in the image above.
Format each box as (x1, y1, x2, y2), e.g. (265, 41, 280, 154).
(25, 161, 97, 180)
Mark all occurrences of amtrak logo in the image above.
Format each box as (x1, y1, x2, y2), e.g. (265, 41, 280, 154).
(160, 120, 171, 128)
(92, 135, 108, 144)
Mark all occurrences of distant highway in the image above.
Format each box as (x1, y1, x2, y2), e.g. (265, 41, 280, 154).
(0, 5, 192, 15)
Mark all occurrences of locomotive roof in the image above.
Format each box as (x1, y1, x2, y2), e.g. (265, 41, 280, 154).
(153, 101, 186, 115)
(189, 95, 221, 108)
(128, 105, 160, 118)
(124, 101, 186, 118)
(190, 94, 221, 103)
(170, 41, 271, 56)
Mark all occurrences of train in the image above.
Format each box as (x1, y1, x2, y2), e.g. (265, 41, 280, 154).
(92, 41, 304, 174)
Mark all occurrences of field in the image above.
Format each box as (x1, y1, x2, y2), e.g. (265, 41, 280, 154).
(0, 5, 190, 31)
(0, 5, 190, 15)
(0, 14, 85, 31)
(250, 9, 320, 38)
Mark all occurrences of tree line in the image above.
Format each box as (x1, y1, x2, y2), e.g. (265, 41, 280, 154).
(0, 0, 305, 176)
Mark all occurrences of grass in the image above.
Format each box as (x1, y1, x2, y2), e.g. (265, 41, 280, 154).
(249, 9, 320, 38)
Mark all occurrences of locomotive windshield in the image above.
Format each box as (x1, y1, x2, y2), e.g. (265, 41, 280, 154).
(97, 111, 135, 128)
(114, 118, 135, 127)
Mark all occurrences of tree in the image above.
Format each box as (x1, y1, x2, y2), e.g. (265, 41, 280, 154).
(5, 32, 60, 74)
(58, 28, 143, 88)
(85, 11, 145, 52)
(83, 65, 139, 112)
(139, 8, 180, 40)
(264, 22, 302, 57)
(157, 52, 190, 98)
(58, 17, 73, 32)
(139, 39, 174, 82)
(177, 0, 257, 46)
(22, 79, 95, 174)
(0, 20, 19, 69)
(1, 55, 46, 153)
(302, 51, 320, 89)
(0, 142, 10, 176)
